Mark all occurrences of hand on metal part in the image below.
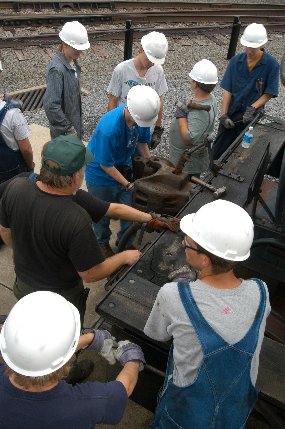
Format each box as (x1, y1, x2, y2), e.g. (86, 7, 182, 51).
(243, 106, 257, 124)
(123, 249, 142, 266)
(147, 212, 180, 233)
(125, 182, 135, 193)
(174, 100, 189, 119)
(82, 328, 117, 365)
(219, 114, 235, 129)
(114, 340, 146, 371)
(150, 126, 164, 150)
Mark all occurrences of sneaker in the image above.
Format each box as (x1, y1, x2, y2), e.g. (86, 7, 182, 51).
(65, 359, 94, 385)
(100, 244, 115, 258)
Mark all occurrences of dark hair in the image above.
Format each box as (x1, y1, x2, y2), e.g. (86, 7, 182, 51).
(195, 81, 216, 93)
(5, 355, 76, 389)
(196, 243, 237, 274)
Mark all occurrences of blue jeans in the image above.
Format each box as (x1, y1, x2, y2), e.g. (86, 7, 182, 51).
(87, 184, 133, 247)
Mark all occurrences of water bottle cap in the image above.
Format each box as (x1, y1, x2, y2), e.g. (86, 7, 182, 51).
(249, 126, 253, 131)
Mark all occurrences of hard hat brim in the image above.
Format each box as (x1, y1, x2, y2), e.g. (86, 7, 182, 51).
(144, 50, 165, 65)
(188, 71, 218, 85)
(132, 113, 158, 128)
(240, 36, 268, 48)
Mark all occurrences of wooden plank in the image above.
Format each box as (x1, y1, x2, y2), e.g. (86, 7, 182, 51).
(14, 49, 34, 61)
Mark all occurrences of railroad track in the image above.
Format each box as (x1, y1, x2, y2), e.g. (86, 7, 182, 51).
(1, 1, 285, 12)
(1, 8, 285, 27)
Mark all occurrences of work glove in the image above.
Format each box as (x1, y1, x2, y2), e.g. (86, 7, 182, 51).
(150, 126, 164, 150)
(65, 126, 78, 137)
(125, 182, 135, 193)
(243, 106, 257, 124)
(174, 101, 188, 119)
(82, 328, 116, 365)
(147, 212, 180, 233)
(114, 340, 146, 371)
(219, 114, 235, 129)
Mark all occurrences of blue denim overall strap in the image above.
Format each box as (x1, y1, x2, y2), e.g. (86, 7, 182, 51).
(151, 279, 266, 429)
(0, 103, 27, 182)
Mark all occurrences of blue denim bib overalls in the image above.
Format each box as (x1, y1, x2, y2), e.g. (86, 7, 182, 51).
(151, 279, 266, 429)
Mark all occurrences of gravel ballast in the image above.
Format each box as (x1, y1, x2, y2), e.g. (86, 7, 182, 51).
(1, 29, 285, 161)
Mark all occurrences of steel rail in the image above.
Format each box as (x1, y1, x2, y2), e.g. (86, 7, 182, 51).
(1, 9, 285, 27)
(2, 1, 285, 11)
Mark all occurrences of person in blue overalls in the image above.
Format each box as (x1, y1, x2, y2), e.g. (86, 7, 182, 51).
(144, 200, 271, 429)
(85, 85, 160, 258)
(212, 23, 279, 160)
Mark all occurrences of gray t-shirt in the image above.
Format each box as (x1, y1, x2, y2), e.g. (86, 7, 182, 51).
(144, 279, 270, 387)
(0, 101, 29, 150)
(169, 95, 217, 174)
(107, 59, 168, 105)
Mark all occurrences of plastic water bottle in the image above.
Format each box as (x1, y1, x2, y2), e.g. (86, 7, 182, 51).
(241, 126, 253, 149)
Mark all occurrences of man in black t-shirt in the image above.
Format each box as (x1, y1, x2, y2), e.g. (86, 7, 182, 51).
(0, 135, 142, 317)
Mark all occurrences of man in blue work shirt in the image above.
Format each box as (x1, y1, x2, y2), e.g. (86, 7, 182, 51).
(212, 23, 279, 160)
(85, 85, 160, 257)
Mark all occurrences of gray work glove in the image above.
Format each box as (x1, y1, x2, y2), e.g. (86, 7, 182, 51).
(125, 182, 135, 193)
(243, 106, 257, 124)
(82, 329, 116, 365)
(150, 126, 164, 150)
(219, 114, 235, 129)
(114, 340, 146, 371)
(65, 126, 78, 136)
(174, 101, 188, 119)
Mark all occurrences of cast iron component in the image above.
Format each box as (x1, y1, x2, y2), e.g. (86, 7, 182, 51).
(132, 156, 192, 216)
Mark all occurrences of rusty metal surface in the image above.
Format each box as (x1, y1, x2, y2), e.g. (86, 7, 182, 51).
(132, 156, 193, 216)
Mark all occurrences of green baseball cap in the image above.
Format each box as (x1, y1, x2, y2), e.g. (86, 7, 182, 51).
(42, 135, 93, 176)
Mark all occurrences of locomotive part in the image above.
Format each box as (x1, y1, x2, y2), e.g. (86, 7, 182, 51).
(132, 156, 192, 216)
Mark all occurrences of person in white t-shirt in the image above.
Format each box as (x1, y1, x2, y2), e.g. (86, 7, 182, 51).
(107, 32, 168, 149)
(0, 96, 33, 183)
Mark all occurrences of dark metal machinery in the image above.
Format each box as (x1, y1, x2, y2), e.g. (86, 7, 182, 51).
(97, 114, 285, 426)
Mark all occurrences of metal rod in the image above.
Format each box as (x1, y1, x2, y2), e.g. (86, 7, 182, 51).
(227, 16, 241, 60)
(124, 19, 133, 60)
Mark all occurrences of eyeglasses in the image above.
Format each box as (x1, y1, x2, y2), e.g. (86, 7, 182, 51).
(182, 237, 201, 252)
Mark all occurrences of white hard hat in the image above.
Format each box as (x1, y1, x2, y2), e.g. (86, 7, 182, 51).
(141, 31, 168, 65)
(240, 23, 268, 48)
(127, 85, 160, 128)
(180, 200, 254, 261)
(59, 21, 90, 51)
(189, 59, 218, 84)
(0, 291, 81, 377)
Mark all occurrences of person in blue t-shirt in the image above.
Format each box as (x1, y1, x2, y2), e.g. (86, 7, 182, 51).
(212, 23, 279, 160)
(0, 291, 146, 429)
(86, 85, 160, 258)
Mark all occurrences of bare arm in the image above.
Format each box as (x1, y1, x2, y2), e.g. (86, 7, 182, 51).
(76, 332, 94, 351)
(107, 95, 119, 111)
(156, 96, 163, 128)
(136, 143, 151, 159)
(221, 90, 232, 115)
(100, 165, 129, 187)
(0, 226, 12, 247)
(78, 250, 141, 283)
(177, 117, 192, 146)
(17, 138, 34, 170)
(106, 203, 152, 222)
(251, 93, 273, 110)
(116, 362, 140, 396)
